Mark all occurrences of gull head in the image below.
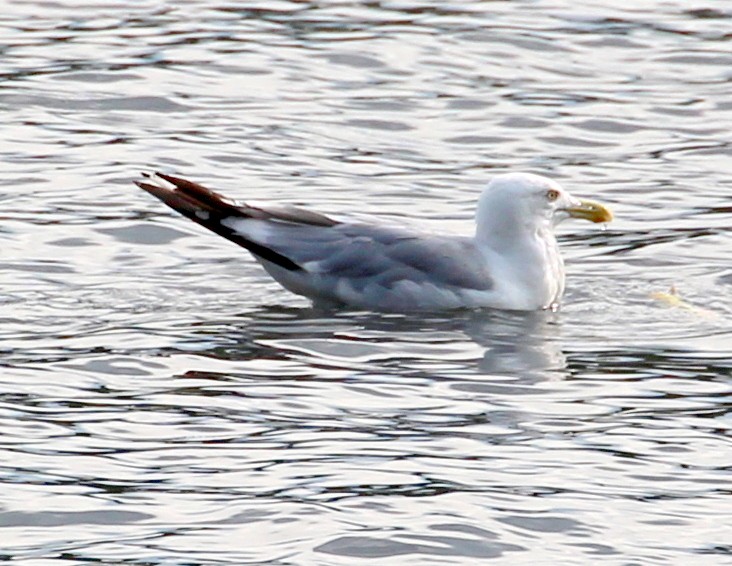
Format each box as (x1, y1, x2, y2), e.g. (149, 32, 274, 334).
(476, 173, 612, 241)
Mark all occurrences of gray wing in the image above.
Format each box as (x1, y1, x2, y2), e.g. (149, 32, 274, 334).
(226, 218, 494, 292)
(136, 172, 494, 305)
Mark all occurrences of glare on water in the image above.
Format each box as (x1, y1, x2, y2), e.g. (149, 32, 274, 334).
(1, 1, 731, 564)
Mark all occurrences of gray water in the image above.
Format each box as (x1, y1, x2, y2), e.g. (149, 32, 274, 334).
(2, 1, 731, 564)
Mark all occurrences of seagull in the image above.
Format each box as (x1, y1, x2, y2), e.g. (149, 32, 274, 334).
(135, 172, 612, 311)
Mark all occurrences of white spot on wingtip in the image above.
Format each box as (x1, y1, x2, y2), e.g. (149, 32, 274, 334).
(144, 173, 177, 191)
(195, 210, 209, 220)
(222, 217, 271, 243)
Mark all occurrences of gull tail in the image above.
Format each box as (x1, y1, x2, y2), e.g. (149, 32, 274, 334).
(136, 172, 302, 271)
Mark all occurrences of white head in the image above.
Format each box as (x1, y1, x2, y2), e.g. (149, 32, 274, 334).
(475, 173, 612, 243)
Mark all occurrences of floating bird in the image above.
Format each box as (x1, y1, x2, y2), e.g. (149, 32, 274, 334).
(136, 172, 611, 311)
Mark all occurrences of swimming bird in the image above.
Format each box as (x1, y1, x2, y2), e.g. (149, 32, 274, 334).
(136, 172, 611, 311)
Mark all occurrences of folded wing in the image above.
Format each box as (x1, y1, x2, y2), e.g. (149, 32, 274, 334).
(137, 172, 494, 308)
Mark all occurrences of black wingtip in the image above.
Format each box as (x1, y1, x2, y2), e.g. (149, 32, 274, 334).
(135, 172, 304, 272)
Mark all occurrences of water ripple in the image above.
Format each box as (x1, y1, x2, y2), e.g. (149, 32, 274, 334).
(2, 0, 732, 563)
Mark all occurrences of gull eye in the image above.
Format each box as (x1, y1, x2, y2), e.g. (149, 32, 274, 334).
(546, 189, 560, 202)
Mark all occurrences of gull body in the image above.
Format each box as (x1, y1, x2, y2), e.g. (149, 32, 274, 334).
(136, 172, 611, 311)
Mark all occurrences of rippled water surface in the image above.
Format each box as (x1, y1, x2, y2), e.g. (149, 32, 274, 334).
(2, 1, 732, 563)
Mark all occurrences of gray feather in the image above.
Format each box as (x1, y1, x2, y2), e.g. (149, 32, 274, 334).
(234, 221, 494, 292)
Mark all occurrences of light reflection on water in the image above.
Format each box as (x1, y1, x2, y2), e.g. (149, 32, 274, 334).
(2, 0, 732, 563)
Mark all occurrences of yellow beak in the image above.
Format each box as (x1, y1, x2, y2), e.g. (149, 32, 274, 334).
(566, 199, 613, 223)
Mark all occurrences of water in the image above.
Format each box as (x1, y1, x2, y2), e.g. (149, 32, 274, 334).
(2, 0, 731, 563)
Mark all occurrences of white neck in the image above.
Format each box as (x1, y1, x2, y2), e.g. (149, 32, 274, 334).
(474, 190, 564, 309)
